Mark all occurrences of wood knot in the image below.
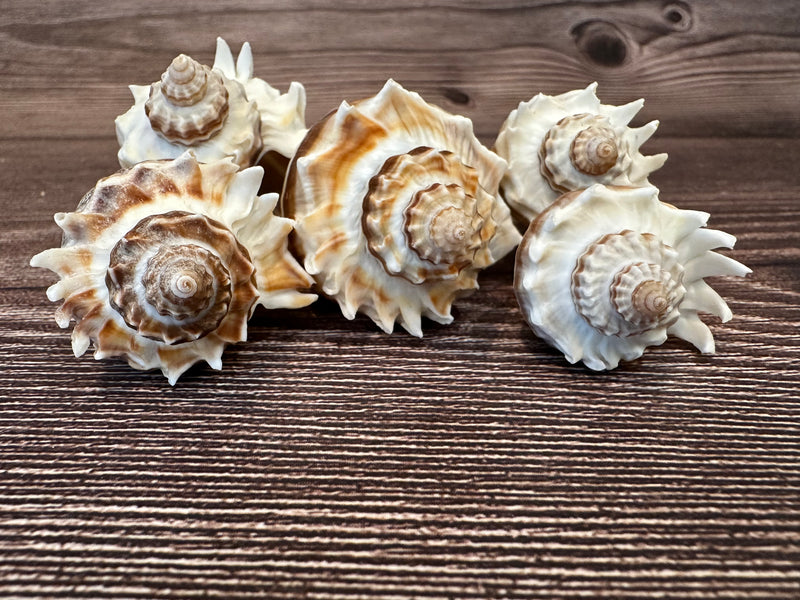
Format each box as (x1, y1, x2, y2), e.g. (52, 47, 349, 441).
(662, 1, 693, 32)
(571, 20, 632, 68)
(442, 87, 471, 106)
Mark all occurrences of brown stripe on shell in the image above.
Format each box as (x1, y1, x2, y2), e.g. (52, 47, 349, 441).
(105, 211, 257, 345)
(145, 55, 230, 144)
(570, 124, 619, 175)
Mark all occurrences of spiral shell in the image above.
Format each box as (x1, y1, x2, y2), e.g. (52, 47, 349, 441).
(514, 184, 751, 370)
(495, 83, 668, 221)
(30, 152, 316, 384)
(282, 79, 521, 336)
(145, 54, 230, 144)
(116, 38, 307, 170)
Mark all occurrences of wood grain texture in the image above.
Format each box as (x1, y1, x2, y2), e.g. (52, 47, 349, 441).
(1, 1, 799, 598)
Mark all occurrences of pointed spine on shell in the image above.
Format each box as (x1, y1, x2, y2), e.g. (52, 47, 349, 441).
(495, 82, 668, 222)
(30, 152, 316, 384)
(514, 184, 751, 370)
(282, 79, 521, 336)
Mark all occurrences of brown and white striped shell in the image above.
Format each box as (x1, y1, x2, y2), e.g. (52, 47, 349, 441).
(514, 184, 751, 370)
(30, 152, 316, 384)
(116, 38, 307, 169)
(282, 79, 521, 336)
(495, 83, 668, 221)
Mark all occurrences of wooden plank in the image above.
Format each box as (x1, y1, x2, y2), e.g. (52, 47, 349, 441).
(0, 1, 798, 139)
(1, 1, 800, 598)
(3, 132, 800, 597)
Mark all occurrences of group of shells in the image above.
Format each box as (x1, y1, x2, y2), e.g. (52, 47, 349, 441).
(31, 38, 751, 383)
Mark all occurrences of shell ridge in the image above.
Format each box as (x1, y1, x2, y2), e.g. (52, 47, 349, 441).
(513, 184, 749, 369)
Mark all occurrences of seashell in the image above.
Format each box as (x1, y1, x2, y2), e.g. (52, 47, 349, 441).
(514, 184, 751, 370)
(116, 38, 307, 170)
(212, 37, 308, 161)
(282, 79, 522, 336)
(495, 82, 668, 221)
(30, 152, 316, 384)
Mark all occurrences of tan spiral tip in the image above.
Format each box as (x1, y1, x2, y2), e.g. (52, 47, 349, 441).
(145, 54, 229, 144)
(570, 124, 619, 175)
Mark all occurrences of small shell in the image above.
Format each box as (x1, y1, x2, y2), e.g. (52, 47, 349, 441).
(30, 152, 316, 384)
(495, 83, 668, 221)
(283, 79, 521, 336)
(514, 184, 751, 370)
(145, 54, 230, 144)
(116, 38, 307, 170)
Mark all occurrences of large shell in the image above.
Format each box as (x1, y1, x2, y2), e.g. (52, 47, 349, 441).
(282, 79, 521, 336)
(30, 152, 316, 384)
(495, 83, 668, 221)
(116, 38, 307, 169)
(514, 184, 751, 370)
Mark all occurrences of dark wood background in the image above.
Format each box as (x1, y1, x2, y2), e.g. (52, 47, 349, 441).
(2, 1, 799, 598)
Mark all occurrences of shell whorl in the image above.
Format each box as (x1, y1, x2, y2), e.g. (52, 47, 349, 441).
(513, 184, 751, 370)
(363, 147, 494, 284)
(145, 54, 230, 144)
(494, 83, 668, 221)
(571, 230, 685, 337)
(105, 211, 256, 345)
(540, 113, 631, 194)
(570, 122, 619, 176)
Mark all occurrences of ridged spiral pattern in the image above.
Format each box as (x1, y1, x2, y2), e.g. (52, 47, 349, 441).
(363, 147, 495, 285)
(571, 230, 686, 337)
(106, 211, 254, 345)
(145, 54, 230, 144)
(570, 123, 619, 175)
(539, 113, 631, 194)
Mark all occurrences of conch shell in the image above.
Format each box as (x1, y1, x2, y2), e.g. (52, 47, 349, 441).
(283, 79, 521, 336)
(514, 184, 751, 370)
(495, 83, 668, 221)
(116, 38, 307, 169)
(30, 152, 316, 384)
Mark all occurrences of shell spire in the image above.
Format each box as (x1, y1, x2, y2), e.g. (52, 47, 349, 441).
(514, 184, 751, 370)
(145, 53, 230, 144)
(495, 83, 668, 221)
(116, 38, 308, 170)
(31, 152, 316, 384)
(283, 79, 521, 336)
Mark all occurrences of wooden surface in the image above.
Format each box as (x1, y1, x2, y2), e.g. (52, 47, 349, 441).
(2, 1, 799, 598)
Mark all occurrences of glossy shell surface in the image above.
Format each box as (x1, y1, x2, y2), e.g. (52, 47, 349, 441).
(31, 152, 316, 384)
(495, 83, 668, 221)
(283, 79, 521, 336)
(514, 184, 751, 370)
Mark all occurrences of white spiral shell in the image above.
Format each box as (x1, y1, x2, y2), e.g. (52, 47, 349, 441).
(116, 38, 307, 170)
(30, 152, 316, 384)
(514, 184, 751, 370)
(283, 79, 521, 336)
(495, 82, 668, 221)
